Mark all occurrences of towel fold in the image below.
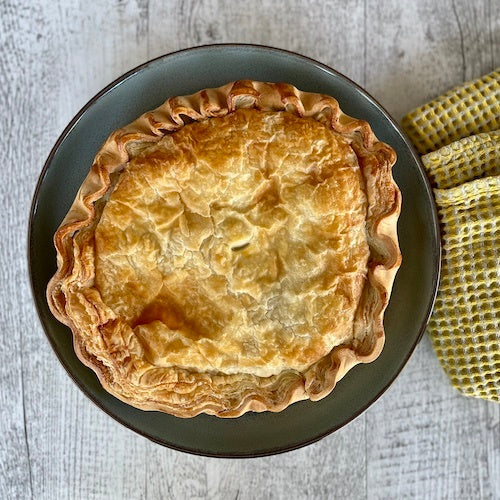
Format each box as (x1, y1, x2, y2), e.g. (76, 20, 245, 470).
(402, 70, 499, 402)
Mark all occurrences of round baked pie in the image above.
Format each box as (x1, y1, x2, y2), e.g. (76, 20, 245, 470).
(47, 81, 401, 418)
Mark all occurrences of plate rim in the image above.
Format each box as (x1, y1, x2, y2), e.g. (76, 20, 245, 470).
(28, 43, 441, 458)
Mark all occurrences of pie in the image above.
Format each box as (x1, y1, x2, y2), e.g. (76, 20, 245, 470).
(47, 80, 401, 418)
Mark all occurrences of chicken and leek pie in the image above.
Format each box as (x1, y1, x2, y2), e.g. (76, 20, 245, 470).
(47, 81, 401, 417)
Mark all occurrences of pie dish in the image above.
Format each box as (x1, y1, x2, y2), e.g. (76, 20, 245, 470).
(47, 80, 402, 418)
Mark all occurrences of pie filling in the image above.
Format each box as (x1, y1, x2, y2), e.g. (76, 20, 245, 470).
(94, 109, 370, 378)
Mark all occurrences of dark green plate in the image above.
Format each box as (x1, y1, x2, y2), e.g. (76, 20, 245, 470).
(29, 44, 440, 457)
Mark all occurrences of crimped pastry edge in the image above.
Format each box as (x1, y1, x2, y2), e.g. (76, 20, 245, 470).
(47, 80, 401, 418)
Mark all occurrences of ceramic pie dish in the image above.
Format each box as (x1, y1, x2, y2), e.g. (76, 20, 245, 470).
(29, 45, 439, 455)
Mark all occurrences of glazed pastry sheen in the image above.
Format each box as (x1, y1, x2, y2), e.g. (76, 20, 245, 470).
(47, 81, 401, 417)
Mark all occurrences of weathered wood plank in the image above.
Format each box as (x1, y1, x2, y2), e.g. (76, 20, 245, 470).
(363, 2, 499, 498)
(364, 0, 499, 121)
(147, 0, 366, 85)
(0, 1, 149, 499)
(487, 403, 500, 499)
(366, 339, 498, 499)
(143, 415, 367, 500)
(146, 3, 368, 499)
(0, 2, 51, 498)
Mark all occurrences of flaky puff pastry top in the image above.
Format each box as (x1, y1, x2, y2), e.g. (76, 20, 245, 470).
(47, 81, 401, 418)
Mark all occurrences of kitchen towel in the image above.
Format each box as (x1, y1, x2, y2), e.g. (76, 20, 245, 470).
(402, 70, 499, 402)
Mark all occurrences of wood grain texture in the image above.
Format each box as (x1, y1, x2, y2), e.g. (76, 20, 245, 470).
(365, 0, 500, 120)
(366, 337, 499, 499)
(0, 1, 498, 499)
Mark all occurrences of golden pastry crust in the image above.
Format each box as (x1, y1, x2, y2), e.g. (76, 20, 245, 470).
(47, 81, 401, 418)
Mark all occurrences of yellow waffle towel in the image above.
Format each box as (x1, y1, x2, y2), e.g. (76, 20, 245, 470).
(402, 70, 499, 402)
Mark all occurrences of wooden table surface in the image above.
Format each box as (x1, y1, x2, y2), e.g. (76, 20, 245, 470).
(1, 1, 499, 499)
